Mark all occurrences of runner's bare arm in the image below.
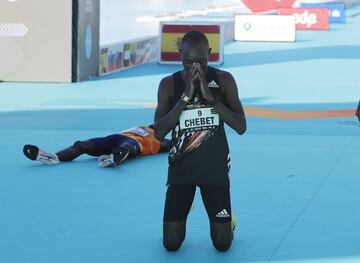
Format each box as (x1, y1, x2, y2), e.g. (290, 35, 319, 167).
(154, 77, 187, 141)
(159, 139, 172, 153)
(213, 71, 247, 135)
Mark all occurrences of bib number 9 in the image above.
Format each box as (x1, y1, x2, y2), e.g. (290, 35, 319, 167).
(179, 107, 219, 131)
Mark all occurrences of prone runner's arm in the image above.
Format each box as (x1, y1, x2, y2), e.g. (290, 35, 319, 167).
(212, 71, 247, 135)
(154, 77, 188, 141)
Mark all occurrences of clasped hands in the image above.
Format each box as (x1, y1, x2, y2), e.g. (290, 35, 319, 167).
(184, 63, 214, 103)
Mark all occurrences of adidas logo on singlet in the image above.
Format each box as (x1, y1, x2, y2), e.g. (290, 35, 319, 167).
(216, 209, 230, 218)
(208, 80, 219, 88)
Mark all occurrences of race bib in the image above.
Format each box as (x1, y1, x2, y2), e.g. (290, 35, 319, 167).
(121, 127, 149, 137)
(179, 107, 219, 131)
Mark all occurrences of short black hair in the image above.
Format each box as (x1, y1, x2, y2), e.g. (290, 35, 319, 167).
(181, 30, 209, 47)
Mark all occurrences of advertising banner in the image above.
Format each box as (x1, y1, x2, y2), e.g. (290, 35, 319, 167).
(278, 8, 329, 30)
(0, 0, 73, 82)
(300, 2, 346, 23)
(99, 36, 158, 76)
(177, 16, 235, 42)
(159, 23, 224, 65)
(235, 15, 296, 42)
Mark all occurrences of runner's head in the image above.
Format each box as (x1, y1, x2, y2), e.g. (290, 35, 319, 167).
(179, 31, 211, 74)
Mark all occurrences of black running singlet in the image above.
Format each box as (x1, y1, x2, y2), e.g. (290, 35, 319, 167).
(167, 67, 230, 187)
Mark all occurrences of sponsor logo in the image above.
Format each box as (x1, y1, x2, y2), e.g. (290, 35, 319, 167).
(300, 3, 346, 23)
(278, 8, 329, 30)
(208, 80, 219, 88)
(235, 15, 296, 42)
(294, 10, 317, 28)
(85, 25, 92, 59)
(0, 23, 28, 38)
(216, 209, 230, 218)
(332, 9, 341, 18)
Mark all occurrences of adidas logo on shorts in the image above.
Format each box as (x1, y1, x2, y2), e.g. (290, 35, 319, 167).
(216, 209, 230, 218)
(208, 80, 219, 88)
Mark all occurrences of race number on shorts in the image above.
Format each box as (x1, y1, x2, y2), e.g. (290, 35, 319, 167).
(121, 127, 149, 137)
(179, 107, 219, 132)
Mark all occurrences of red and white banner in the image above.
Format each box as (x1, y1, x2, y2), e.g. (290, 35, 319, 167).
(278, 8, 329, 30)
(159, 22, 224, 65)
(242, 0, 296, 13)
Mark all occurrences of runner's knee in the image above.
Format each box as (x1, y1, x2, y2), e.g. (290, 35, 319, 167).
(163, 221, 186, 251)
(211, 222, 233, 252)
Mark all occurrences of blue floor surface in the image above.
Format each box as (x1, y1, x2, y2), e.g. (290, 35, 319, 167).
(0, 5, 360, 263)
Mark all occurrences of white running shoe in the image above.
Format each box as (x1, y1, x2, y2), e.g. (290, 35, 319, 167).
(98, 154, 116, 167)
(23, 144, 60, 165)
(98, 146, 130, 168)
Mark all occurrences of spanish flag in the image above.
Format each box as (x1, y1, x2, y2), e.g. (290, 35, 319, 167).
(160, 24, 221, 63)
